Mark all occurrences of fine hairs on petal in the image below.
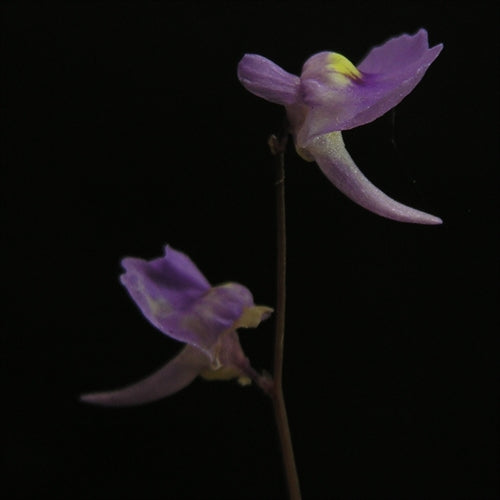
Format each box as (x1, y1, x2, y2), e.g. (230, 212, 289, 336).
(308, 132, 442, 225)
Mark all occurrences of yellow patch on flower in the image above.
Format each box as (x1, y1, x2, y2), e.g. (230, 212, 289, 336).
(200, 365, 248, 383)
(235, 305, 274, 329)
(325, 53, 362, 86)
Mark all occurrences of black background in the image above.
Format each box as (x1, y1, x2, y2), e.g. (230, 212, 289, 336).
(3, 2, 498, 499)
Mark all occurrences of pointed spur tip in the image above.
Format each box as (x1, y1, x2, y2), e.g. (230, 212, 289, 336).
(79, 391, 139, 407)
(385, 209, 443, 225)
(79, 391, 144, 408)
(424, 214, 443, 225)
(406, 211, 442, 225)
(79, 392, 110, 406)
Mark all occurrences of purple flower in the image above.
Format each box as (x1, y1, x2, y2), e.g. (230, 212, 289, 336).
(238, 29, 443, 224)
(80, 246, 273, 406)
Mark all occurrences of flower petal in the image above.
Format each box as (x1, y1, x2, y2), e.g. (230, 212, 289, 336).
(358, 28, 435, 74)
(120, 245, 210, 335)
(237, 54, 300, 105)
(202, 330, 251, 375)
(161, 283, 256, 359)
(120, 246, 267, 360)
(120, 245, 210, 326)
(299, 30, 442, 142)
(234, 305, 274, 329)
(80, 345, 209, 407)
(307, 131, 442, 224)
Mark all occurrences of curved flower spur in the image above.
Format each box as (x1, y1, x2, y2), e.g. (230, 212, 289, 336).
(238, 29, 443, 224)
(81, 246, 273, 406)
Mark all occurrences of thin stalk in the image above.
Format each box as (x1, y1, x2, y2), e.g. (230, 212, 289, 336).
(268, 134, 302, 500)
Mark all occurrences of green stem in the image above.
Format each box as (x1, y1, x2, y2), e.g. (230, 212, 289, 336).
(268, 134, 302, 500)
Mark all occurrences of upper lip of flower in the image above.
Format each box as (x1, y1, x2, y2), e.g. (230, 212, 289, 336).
(237, 29, 443, 225)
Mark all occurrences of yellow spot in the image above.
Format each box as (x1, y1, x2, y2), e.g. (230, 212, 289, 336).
(234, 305, 274, 329)
(325, 53, 362, 85)
(146, 295, 172, 317)
(237, 376, 251, 386)
(136, 276, 172, 318)
(200, 365, 242, 381)
(295, 145, 315, 162)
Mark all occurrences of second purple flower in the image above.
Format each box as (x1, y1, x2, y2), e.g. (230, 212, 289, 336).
(81, 246, 273, 406)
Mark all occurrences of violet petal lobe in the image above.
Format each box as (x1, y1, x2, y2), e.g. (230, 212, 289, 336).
(120, 246, 210, 324)
(237, 54, 300, 106)
(120, 246, 262, 360)
(80, 345, 209, 407)
(307, 131, 442, 224)
(160, 282, 256, 360)
(298, 29, 442, 143)
(358, 28, 434, 74)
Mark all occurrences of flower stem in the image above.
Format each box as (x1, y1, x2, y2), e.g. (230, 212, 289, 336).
(268, 133, 302, 500)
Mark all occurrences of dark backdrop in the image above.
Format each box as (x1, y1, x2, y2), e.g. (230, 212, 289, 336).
(3, 3, 498, 499)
